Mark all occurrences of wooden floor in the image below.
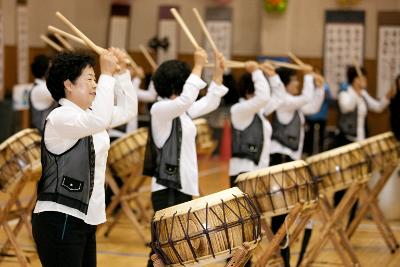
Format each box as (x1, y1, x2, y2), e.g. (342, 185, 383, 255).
(1, 158, 400, 267)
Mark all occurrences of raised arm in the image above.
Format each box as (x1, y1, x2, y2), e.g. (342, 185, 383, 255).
(301, 73, 325, 115)
(231, 61, 271, 125)
(137, 81, 157, 103)
(361, 89, 389, 113)
(188, 51, 228, 118)
(151, 48, 208, 121)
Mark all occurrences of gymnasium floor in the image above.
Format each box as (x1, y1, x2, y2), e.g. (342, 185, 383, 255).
(1, 158, 400, 267)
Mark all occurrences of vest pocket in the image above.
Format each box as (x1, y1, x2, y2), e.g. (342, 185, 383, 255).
(247, 144, 259, 153)
(164, 163, 178, 176)
(61, 176, 84, 192)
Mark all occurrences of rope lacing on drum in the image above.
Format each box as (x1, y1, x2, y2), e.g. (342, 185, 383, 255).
(152, 195, 261, 265)
(176, 208, 199, 263)
(168, 212, 186, 265)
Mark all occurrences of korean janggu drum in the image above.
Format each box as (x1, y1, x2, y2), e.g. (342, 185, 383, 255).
(0, 128, 42, 191)
(359, 131, 400, 173)
(107, 127, 148, 179)
(235, 160, 318, 217)
(306, 142, 369, 193)
(151, 187, 261, 266)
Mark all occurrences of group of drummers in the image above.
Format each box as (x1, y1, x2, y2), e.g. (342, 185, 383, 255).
(24, 44, 399, 267)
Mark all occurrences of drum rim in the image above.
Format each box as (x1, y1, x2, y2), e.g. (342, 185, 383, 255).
(359, 131, 394, 146)
(0, 128, 40, 151)
(153, 187, 246, 220)
(235, 160, 308, 183)
(306, 142, 362, 163)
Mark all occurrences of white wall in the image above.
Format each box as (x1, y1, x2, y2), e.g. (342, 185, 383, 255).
(2, 0, 262, 55)
(2, 0, 400, 58)
(260, 0, 400, 59)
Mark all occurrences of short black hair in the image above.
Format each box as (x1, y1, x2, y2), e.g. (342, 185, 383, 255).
(238, 73, 255, 98)
(46, 52, 95, 101)
(276, 67, 297, 86)
(152, 60, 191, 98)
(31, 54, 50, 79)
(347, 65, 367, 85)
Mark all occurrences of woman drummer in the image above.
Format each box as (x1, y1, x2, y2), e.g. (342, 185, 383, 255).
(229, 61, 275, 187)
(144, 48, 228, 266)
(31, 48, 138, 267)
(266, 66, 325, 267)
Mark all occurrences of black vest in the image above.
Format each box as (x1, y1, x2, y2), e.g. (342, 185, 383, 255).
(232, 114, 264, 164)
(143, 117, 182, 190)
(37, 121, 96, 214)
(337, 94, 367, 139)
(271, 111, 301, 151)
(29, 84, 57, 133)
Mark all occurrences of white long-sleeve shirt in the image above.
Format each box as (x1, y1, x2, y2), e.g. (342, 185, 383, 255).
(109, 78, 157, 137)
(338, 86, 389, 141)
(268, 74, 324, 160)
(33, 71, 137, 225)
(151, 74, 228, 196)
(229, 69, 271, 176)
(30, 78, 54, 110)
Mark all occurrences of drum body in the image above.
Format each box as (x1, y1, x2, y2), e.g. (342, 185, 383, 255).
(151, 187, 261, 266)
(107, 127, 148, 179)
(194, 118, 217, 157)
(0, 128, 41, 191)
(306, 142, 369, 193)
(235, 160, 317, 217)
(359, 132, 400, 173)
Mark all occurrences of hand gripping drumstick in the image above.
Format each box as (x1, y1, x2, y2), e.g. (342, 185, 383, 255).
(55, 11, 105, 55)
(170, 8, 200, 49)
(139, 45, 157, 72)
(40, 35, 63, 52)
(54, 33, 75, 51)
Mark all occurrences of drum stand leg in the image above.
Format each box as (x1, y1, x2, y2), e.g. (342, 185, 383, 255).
(226, 242, 253, 267)
(300, 183, 362, 267)
(346, 167, 399, 252)
(151, 254, 166, 267)
(0, 179, 31, 267)
(254, 203, 303, 267)
(101, 169, 150, 244)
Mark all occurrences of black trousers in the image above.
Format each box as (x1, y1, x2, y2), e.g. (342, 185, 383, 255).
(269, 153, 294, 267)
(147, 188, 192, 267)
(304, 119, 327, 155)
(332, 131, 359, 228)
(32, 211, 97, 267)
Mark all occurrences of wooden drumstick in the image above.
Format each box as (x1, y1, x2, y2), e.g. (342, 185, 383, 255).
(55, 11, 105, 55)
(352, 56, 363, 79)
(54, 33, 75, 51)
(170, 8, 200, 49)
(48, 26, 86, 46)
(40, 35, 63, 52)
(139, 45, 157, 71)
(192, 8, 218, 52)
(264, 59, 304, 71)
(122, 49, 137, 67)
(288, 52, 305, 66)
